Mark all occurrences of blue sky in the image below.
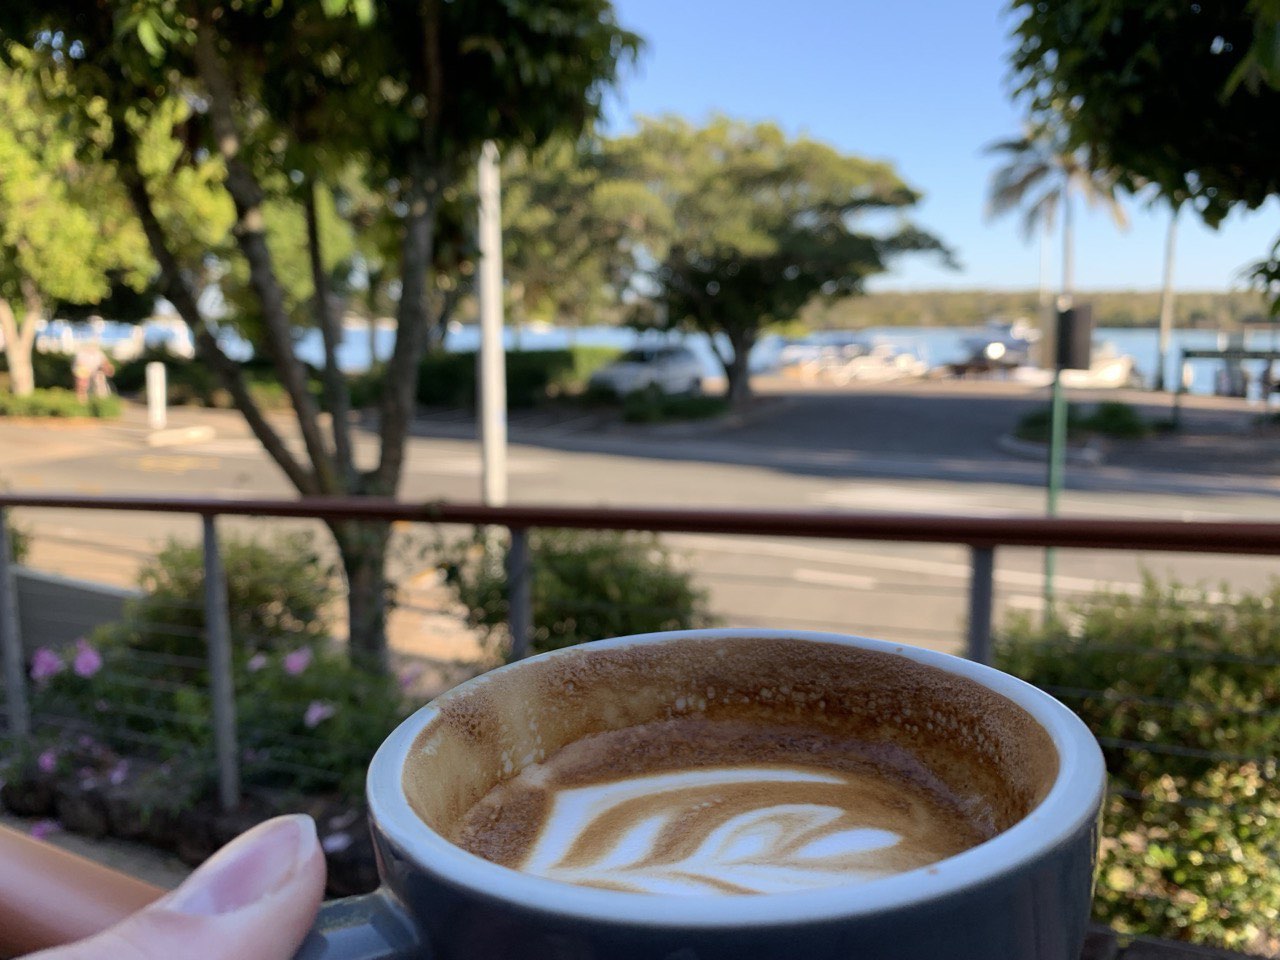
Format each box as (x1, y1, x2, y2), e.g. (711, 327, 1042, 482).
(604, 0, 1279, 293)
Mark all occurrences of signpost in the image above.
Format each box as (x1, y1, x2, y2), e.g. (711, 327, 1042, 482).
(1044, 304, 1092, 613)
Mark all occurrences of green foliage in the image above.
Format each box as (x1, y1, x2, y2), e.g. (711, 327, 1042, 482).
(1015, 401, 1149, 442)
(997, 579, 1280, 950)
(605, 116, 952, 401)
(0, 388, 121, 419)
(445, 528, 716, 658)
(414, 348, 615, 409)
(5, 519, 29, 564)
(800, 289, 1271, 330)
(1006, 0, 1280, 312)
(122, 534, 335, 660)
(30, 533, 398, 796)
(622, 389, 728, 424)
(0, 351, 74, 390)
(113, 352, 313, 410)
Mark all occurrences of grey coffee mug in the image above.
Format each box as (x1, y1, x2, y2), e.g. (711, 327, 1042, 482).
(294, 629, 1106, 960)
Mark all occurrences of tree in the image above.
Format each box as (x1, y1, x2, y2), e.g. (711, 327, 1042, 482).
(606, 117, 951, 406)
(0, 60, 151, 396)
(986, 124, 1129, 311)
(1007, 0, 1280, 308)
(0, 1, 639, 670)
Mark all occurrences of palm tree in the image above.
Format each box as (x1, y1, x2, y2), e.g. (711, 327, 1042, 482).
(1154, 206, 1180, 391)
(986, 124, 1129, 320)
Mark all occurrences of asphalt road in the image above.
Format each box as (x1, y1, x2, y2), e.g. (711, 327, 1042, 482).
(5, 381, 1280, 658)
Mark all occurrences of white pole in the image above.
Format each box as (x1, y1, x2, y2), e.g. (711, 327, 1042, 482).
(477, 140, 508, 507)
(145, 361, 167, 431)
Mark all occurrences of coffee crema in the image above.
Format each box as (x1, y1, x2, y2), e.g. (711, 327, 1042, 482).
(403, 637, 1059, 897)
(451, 718, 994, 895)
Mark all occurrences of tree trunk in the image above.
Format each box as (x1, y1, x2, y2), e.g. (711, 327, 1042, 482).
(724, 329, 755, 408)
(1155, 209, 1179, 392)
(329, 519, 393, 673)
(0, 299, 37, 397)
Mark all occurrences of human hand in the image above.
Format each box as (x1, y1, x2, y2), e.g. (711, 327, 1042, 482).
(25, 815, 326, 960)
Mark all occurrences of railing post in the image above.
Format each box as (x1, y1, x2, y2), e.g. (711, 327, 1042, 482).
(507, 527, 532, 661)
(966, 545, 996, 666)
(0, 509, 30, 739)
(202, 515, 240, 811)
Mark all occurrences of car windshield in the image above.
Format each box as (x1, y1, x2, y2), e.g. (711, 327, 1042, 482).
(619, 348, 661, 363)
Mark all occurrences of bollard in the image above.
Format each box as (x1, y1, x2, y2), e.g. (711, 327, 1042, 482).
(145, 362, 167, 431)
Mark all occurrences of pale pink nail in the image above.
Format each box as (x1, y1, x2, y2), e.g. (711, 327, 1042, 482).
(165, 814, 317, 917)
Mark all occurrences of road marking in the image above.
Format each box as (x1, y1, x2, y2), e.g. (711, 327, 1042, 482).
(792, 568, 878, 590)
(671, 533, 1148, 596)
(134, 455, 221, 474)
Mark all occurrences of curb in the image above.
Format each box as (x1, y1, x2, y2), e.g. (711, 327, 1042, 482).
(996, 433, 1104, 467)
(145, 425, 217, 448)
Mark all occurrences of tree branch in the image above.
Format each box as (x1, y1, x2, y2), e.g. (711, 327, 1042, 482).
(191, 22, 338, 491)
(114, 129, 319, 495)
(304, 177, 356, 487)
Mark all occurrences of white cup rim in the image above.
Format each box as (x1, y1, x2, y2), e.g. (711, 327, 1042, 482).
(368, 629, 1105, 927)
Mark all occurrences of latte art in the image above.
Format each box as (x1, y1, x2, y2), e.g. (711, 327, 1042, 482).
(518, 768, 911, 895)
(451, 718, 995, 895)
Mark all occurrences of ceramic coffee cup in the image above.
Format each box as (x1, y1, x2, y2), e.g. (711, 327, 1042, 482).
(294, 629, 1106, 960)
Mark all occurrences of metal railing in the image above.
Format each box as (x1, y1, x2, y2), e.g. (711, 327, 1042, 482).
(5, 494, 1280, 812)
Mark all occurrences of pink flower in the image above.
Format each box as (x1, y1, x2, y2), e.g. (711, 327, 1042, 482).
(37, 749, 57, 774)
(283, 648, 313, 676)
(108, 761, 129, 786)
(303, 700, 336, 729)
(29, 819, 61, 841)
(397, 662, 426, 691)
(72, 639, 102, 678)
(30, 648, 63, 684)
(321, 831, 353, 854)
(246, 653, 268, 673)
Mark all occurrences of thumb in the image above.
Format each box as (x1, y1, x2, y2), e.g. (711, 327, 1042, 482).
(29, 815, 327, 960)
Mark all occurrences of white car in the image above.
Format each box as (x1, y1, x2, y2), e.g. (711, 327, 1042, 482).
(589, 346, 703, 397)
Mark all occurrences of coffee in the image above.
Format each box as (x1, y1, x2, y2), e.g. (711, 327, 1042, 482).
(452, 718, 993, 894)
(403, 637, 1058, 896)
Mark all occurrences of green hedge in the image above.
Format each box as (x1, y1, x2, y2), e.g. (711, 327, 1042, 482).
(0, 352, 75, 391)
(413, 347, 622, 410)
(444, 528, 716, 658)
(997, 578, 1280, 952)
(1015, 400, 1149, 442)
(0, 388, 121, 419)
(113, 350, 313, 410)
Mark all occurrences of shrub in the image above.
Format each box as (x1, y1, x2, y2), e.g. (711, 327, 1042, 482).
(1014, 401, 1149, 442)
(113, 351, 314, 410)
(5, 519, 29, 564)
(1086, 400, 1149, 439)
(28, 533, 404, 797)
(996, 578, 1280, 952)
(0, 351, 75, 391)
(622, 390, 727, 424)
(444, 528, 717, 657)
(122, 533, 336, 659)
(0, 388, 121, 419)
(415, 347, 621, 410)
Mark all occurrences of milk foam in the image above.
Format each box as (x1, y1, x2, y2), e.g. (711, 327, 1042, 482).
(515, 767, 909, 895)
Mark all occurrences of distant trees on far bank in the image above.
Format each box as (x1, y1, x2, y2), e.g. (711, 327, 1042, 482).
(800, 289, 1272, 331)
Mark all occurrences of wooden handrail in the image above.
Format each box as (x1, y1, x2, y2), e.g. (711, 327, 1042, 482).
(2, 494, 1280, 555)
(0, 825, 162, 956)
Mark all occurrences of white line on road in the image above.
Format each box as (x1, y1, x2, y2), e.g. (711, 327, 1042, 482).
(792, 568, 879, 589)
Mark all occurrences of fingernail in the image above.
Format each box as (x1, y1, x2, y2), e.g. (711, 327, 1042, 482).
(165, 814, 318, 917)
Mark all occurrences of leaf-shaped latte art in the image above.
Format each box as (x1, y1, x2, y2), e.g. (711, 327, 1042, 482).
(518, 767, 916, 895)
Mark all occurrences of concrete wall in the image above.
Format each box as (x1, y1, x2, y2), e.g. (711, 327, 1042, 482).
(14, 567, 139, 653)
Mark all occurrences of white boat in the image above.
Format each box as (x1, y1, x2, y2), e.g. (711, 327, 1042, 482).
(1009, 342, 1140, 389)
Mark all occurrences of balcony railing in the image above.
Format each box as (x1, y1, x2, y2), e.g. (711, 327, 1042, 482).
(1, 494, 1278, 959)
